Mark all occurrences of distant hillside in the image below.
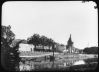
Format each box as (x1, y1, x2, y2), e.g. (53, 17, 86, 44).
(83, 47, 98, 54)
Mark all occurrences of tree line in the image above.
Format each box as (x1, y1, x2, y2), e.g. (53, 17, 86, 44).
(83, 47, 98, 54)
(27, 34, 56, 52)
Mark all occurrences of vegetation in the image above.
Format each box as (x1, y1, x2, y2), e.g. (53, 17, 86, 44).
(83, 47, 98, 54)
(1, 25, 20, 71)
(27, 34, 56, 52)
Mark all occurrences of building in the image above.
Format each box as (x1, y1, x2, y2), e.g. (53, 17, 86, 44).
(19, 43, 34, 52)
(65, 34, 79, 53)
(11, 39, 34, 52)
(55, 43, 66, 52)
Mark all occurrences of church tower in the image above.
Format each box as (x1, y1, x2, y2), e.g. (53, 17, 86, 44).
(66, 34, 74, 53)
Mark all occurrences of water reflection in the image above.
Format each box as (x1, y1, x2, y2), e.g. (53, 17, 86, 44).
(19, 62, 29, 71)
(17, 58, 98, 71)
(73, 60, 85, 65)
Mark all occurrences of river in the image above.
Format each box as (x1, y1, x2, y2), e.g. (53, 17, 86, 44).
(15, 56, 98, 71)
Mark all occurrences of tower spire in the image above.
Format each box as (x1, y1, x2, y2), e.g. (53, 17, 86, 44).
(68, 34, 72, 42)
(67, 34, 73, 46)
(69, 34, 71, 41)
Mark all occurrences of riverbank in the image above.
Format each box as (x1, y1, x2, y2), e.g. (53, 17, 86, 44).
(20, 51, 98, 63)
(55, 53, 98, 60)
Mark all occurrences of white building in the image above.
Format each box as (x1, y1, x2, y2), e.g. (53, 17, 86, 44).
(19, 43, 34, 52)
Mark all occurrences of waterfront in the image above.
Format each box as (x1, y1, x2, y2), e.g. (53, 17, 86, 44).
(15, 53, 98, 71)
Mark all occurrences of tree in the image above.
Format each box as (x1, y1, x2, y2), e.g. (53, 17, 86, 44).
(47, 38, 54, 51)
(1, 25, 16, 71)
(27, 34, 40, 50)
(40, 35, 48, 51)
(1, 25, 15, 47)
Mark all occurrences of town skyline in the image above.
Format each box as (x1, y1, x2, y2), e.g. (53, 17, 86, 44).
(2, 1, 98, 49)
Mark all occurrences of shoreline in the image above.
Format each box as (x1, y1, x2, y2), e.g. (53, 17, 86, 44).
(20, 51, 98, 59)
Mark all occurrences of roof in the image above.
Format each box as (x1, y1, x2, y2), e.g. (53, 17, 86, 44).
(10, 39, 23, 47)
(21, 40, 27, 44)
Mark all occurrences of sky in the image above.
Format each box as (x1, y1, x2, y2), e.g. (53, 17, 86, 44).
(2, 1, 98, 49)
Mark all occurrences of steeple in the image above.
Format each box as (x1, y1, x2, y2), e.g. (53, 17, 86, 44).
(68, 34, 73, 43)
(66, 34, 79, 53)
(68, 34, 72, 42)
(67, 34, 73, 47)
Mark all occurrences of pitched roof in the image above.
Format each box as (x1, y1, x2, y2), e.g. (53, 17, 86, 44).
(21, 40, 27, 44)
